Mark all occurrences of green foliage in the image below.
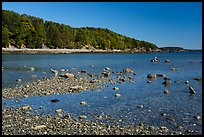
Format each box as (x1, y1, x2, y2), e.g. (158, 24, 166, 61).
(2, 10, 158, 50)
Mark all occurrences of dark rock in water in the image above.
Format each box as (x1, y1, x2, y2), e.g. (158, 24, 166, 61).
(156, 74, 166, 77)
(147, 81, 152, 83)
(51, 99, 60, 103)
(193, 77, 200, 81)
(80, 70, 86, 73)
(165, 60, 172, 63)
(150, 59, 160, 62)
(102, 71, 110, 77)
(189, 86, 196, 94)
(162, 80, 171, 87)
(185, 81, 189, 84)
(163, 77, 171, 81)
(147, 74, 157, 79)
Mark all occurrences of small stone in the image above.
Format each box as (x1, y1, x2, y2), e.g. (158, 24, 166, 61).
(33, 125, 46, 130)
(115, 93, 121, 97)
(80, 101, 87, 106)
(165, 60, 172, 63)
(113, 87, 119, 91)
(29, 67, 35, 71)
(16, 78, 21, 82)
(23, 95, 29, 98)
(170, 67, 176, 71)
(55, 109, 62, 113)
(189, 86, 196, 94)
(194, 115, 201, 120)
(137, 104, 144, 108)
(185, 81, 189, 84)
(79, 115, 87, 119)
(22, 105, 32, 111)
(51, 99, 59, 103)
(164, 89, 169, 94)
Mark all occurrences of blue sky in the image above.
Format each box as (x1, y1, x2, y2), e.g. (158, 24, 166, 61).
(2, 2, 202, 49)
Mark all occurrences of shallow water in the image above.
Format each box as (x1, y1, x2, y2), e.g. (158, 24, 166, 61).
(2, 52, 202, 133)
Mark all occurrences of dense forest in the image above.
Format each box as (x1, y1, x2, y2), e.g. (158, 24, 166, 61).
(2, 10, 158, 51)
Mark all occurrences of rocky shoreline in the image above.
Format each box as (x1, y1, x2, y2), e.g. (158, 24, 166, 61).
(2, 48, 161, 54)
(2, 64, 202, 135)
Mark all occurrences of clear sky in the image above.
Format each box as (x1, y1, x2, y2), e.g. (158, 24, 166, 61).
(2, 2, 202, 49)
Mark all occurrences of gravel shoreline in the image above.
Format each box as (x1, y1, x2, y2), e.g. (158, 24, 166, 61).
(3, 106, 186, 135)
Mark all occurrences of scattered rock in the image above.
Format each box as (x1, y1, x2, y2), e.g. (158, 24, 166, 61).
(51, 99, 60, 103)
(164, 89, 169, 94)
(185, 81, 189, 84)
(70, 85, 83, 91)
(16, 78, 21, 82)
(22, 105, 32, 111)
(156, 74, 166, 77)
(79, 115, 87, 119)
(170, 67, 176, 71)
(193, 77, 200, 81)
(137, 104, 144, 109)
(123, 68, 133, 73)
(189, 86, 196, 94)
(29, 67, 35, 71)
(80, 70, 86, 73)
(80, 101, 87, 106)
(33, 125, 47, 130)
(165, 60, 172, 63)
(147, 74, 157, 79)
(64, 73, 75, 78)
(23, 95, 29, 98)
(51, 69, 58, 76)
(113, 87, 119, 91)
(55, 109, 62, 113)
(115, 93, 121, 97)
(194, 115, 201, 120)
(102, 71, 110, 77)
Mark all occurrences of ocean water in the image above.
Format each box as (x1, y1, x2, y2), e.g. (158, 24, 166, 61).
(2, 52, 202, 133)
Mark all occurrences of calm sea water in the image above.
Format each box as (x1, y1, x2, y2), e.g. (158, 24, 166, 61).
(2, 52, 202, 133)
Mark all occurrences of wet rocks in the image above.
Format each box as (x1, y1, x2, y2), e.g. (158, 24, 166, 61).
(80, 101, 87, 106)
(65, 73, 75, 78)
(22, 105, 32, 111)
(33, 125, 47, 130)
(170, 67, 176, 71)
(115, 93, 121, 97)
(113, 87, 119, 91)
(29, 67, 35, 71)
(123, 68, 133, 73)
(102, 71, 110, 77)
(16, 78, 21, 82)
(55, 109, 62, 113)
(164, 89, 169, 94)
(165, 60, 172, 63)
(79, 115, 87, 119)
(51, 99, 60, 103)
(70, 85, 83, 91)
(147, 74, 157, 79)
(189, 86, 196, 94)
(51, 69, 58, 76)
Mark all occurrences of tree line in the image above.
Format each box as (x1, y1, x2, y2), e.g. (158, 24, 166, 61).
(2, 10, 158, 51)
